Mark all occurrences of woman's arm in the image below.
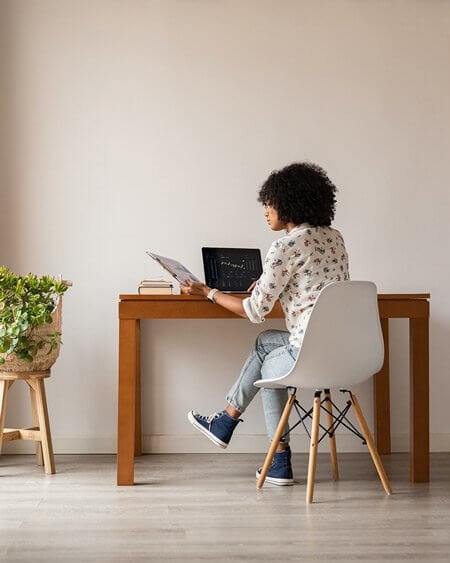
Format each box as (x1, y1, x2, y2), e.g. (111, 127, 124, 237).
(211, 290, 247, 318)
(179, 280, 251, 319)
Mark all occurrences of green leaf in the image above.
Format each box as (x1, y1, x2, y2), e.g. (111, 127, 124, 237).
(0, 267, 69, 363)
(16, 349, 28, 359)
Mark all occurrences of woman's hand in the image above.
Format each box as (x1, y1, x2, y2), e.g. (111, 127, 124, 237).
(179, 278, 210, 297)
(247, 281, 257, 292)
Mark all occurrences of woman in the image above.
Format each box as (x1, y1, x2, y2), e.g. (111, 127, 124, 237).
(180, 162, 349, 485)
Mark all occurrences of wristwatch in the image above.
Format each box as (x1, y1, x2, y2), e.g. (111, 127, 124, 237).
(207, 288, 220, 303)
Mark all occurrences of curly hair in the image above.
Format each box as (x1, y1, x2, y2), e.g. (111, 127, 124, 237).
(257, 162, 337, 227)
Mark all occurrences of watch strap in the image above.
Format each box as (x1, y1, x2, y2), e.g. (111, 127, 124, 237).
(207, 288, 220, 303)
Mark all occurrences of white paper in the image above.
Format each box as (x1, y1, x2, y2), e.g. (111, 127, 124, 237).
(146, 251, 201, 285)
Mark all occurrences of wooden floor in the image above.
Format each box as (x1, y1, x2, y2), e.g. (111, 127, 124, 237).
(1, 453, 450, 562)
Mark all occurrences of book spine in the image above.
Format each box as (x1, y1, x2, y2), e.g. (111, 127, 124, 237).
(138, 287, 173, 295)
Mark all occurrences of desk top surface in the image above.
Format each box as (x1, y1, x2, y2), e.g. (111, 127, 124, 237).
(120, 293, 430, 301)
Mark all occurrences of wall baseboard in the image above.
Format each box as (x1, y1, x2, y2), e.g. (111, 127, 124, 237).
(3, 433, 450, 454)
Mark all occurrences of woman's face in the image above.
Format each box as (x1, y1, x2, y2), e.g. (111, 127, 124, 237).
(263, 203, 285, 231)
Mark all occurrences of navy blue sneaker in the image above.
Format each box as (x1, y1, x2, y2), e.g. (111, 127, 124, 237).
(187, 410, 242, 448)
(256, 446, 294, 486)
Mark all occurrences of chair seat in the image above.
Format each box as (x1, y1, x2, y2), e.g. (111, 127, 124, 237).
(254, 377, 288, 389)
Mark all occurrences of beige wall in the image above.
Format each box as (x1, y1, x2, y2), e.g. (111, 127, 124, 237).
(1, 0, 449, 454)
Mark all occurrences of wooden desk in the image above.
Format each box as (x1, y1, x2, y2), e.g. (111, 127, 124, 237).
(117, 293, 430, 486)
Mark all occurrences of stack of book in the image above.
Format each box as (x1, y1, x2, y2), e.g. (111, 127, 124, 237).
(138, 279, 174, 295)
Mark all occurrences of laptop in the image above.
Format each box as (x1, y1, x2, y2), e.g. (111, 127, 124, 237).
(146, 248, 263, 294)
(202, 247, 263, 293)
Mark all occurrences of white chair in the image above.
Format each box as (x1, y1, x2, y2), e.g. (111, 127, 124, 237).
(254, 280, 392, 503)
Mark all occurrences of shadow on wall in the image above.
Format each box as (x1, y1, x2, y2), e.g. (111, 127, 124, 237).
(0, 2, 19, 268)
(0, 4, 33, 441)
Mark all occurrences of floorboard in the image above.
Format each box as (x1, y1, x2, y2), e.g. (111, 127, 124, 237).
(1, 452, 449, 562)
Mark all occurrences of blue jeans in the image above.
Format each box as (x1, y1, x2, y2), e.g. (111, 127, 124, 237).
(226, 329, 299, 444)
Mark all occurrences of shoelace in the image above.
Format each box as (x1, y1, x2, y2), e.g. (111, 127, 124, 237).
(194, 410, 224, 424)
(206, 411, 224, 424)
(194, 410, 242, 430)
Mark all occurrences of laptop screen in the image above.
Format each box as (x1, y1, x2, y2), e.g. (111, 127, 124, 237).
(202, 247, 263, 292)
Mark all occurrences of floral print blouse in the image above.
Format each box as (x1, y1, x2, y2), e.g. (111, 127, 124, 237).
(242, 223, 350, 348)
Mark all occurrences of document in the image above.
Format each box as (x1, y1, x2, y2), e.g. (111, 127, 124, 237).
(146, 252, 201, 285)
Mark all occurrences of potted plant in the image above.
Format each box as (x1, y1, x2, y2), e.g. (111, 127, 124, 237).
(0, 266, 69, 371)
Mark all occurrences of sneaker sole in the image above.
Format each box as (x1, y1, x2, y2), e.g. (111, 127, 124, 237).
(187, 411, 228, 449)
(256, 469, 295, 486)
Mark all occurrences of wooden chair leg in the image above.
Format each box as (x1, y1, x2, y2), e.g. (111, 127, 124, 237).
(351, 394, 392, 495)
(306, 391, 321, 503)
(256, 392, 296, 489)
(27, 381, 44, 466)
(0, 380, 12, 455)
(31, 379, 56, 475)
(323, 389, 339, 481)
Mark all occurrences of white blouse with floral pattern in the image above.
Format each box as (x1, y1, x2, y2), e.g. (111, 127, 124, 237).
(242, 223, 350, 348)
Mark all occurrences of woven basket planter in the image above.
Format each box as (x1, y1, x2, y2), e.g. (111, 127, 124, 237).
(0, 299, 62, 372)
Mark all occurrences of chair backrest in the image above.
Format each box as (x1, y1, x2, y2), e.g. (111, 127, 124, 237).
(280, 281, 384, 389)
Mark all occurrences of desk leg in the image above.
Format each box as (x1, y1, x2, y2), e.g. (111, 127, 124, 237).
(373, 318, 391, 454)
(135, 320, 142, 456)
(117, 319, 137, 485)
(410, 317, 429, 483)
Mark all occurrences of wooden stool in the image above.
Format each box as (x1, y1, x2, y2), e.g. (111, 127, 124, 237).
(0, 370, 55, 474)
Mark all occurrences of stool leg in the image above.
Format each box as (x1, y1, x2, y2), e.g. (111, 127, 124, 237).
(306, 391, 321, 503)
(31, 379, 56, 475)
(256, 392, 296, 489)
(28, 381, 44, 466)
(323, 389, 339, 481)
(351, 393, 392, 495)
(0, 380, 12, 455)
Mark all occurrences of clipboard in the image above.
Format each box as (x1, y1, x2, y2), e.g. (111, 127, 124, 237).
(146, 251, 201, 285)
